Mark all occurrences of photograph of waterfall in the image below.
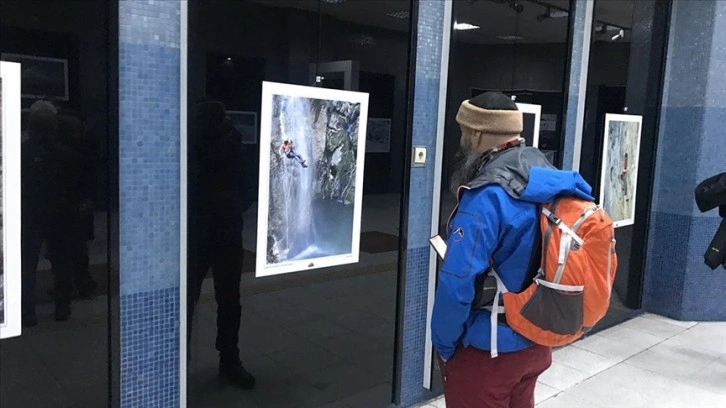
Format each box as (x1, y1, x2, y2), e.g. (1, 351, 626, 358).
(0, 61, 23, 339)
(600, 114, 642, 228)
(256, 82, 369, 277)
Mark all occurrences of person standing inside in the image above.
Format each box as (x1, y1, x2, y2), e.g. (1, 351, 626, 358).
(432, 92, 595, 407)
(21, 100, 83, 325)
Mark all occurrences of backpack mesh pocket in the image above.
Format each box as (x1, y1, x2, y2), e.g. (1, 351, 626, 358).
(519, 282, 584, 336)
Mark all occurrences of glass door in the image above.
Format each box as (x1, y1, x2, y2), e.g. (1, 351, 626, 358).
(185, 1, 414, 406)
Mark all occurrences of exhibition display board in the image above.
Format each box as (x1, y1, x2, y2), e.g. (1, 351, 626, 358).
(0, 61, 22, 340)
(599, 114, 643, 228)
(255, 82, 369, 277)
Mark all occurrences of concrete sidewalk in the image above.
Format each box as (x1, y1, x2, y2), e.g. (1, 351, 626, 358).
(421, 314, 726, 407)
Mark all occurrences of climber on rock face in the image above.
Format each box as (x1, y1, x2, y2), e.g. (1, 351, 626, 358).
(280, 140, 308, 168)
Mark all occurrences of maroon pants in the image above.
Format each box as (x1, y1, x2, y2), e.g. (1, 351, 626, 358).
(439, 345, 552, 408)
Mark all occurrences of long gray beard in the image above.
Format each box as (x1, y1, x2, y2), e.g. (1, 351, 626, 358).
(449, 148, 482, 195)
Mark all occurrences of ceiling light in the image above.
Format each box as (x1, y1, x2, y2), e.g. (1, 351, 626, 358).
(321, 0, 346, 4)
(537, 6, 569, 22)
(386, 10, 410, 19)
(454, 22, 480, 31)
(497, 35, 524, 41)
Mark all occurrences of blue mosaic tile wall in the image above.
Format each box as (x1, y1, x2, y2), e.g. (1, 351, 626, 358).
(561, 0, 590, 170)
(643, 0, 726, 321)
(398, 1, 446, 406)
(119, 1, 182, 407)
(121, 288, 180, 407)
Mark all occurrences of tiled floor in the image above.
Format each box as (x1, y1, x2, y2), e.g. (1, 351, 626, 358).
(188, 269, 399, 408)
(420, 314, 726, 408)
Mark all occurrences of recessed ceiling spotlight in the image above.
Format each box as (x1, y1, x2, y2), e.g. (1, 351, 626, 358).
(537, 6, 569, 22)
(386, 10, 410, 19)
(454, 22, 480, 31)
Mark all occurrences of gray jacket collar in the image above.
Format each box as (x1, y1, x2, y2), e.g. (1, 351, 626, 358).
(466, 146, 555, 199)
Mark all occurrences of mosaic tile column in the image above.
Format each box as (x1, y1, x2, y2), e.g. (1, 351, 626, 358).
(561, 0, 593, 171)
(643, 0, 726, 321)
(119, 1, 182, 406)
(398, 1, 447, 406)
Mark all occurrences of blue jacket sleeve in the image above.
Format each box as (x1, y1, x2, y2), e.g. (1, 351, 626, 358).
(431, 191, 500, 360)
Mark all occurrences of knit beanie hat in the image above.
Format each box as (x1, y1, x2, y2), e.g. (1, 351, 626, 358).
(455, 95, 523, 154)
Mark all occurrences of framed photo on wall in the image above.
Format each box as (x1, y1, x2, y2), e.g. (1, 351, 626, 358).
(516, 102, 541, 148)
(227, 111, 258, 144)
(0, 62, 23, 339)
(1, 53, 69, 101)
(256, 82, 369, 277)
(366, 118, 391, 153)
(599, 114, 643, 228)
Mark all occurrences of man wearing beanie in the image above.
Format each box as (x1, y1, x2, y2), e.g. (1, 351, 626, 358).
(431, 92, 595, 407)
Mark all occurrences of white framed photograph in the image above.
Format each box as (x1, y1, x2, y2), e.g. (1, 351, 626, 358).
(516, 102, 541, 148)
(600, 114, 643, 228)
(1, 53, 69, 101)
(256, 82, 369, 277)
(0, 62, 23, 339)
(227, 111, 257, 144)
(366, 118, 391, 153)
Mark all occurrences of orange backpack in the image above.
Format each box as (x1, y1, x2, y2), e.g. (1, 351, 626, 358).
(487, 197, 617, 356)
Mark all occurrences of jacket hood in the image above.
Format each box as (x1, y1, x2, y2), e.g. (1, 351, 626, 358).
(519, 166, 594, 203)
(467, 146, 594, 203)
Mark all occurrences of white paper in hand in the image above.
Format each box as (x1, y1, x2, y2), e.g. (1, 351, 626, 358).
(429, 235, 447, 260)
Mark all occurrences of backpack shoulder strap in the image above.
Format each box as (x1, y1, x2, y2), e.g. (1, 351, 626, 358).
(541, 197, 562, 270)
(524, 204, 543, 286)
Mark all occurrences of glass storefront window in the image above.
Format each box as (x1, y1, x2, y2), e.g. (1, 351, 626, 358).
(580, 0, 670, 327)
(431, 0, 573, 390)
(0, 0, 118, 406)
(440, 0, 572, 231)
(186, 1, 413, 406)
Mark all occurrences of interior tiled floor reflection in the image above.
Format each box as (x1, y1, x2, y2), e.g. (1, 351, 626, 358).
(0, 214, 110, 408)
(189, 194, 401, 408)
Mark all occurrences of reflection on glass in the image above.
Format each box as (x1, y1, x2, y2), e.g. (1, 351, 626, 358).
(581, 0, 669, 325)
(187, 100, 256, 388)
(21, 100, 95, 325)
(0, 0, 113, 406)
(187, 0, 410, 406)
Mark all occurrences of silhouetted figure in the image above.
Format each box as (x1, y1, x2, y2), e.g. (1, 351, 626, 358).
(56, 111, 98, 298)
(187, 100, 255, 389)
(21, 101, 83, 326)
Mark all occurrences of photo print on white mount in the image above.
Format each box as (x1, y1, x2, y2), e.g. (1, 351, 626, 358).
(227, 111, 258, 145)
(365, 118, 391, 153)
(600, 114, 643, 228)
(256, 82, 369, 277)
(0, 53, 69, 101)
(516, 102, 541, 148)
(0, 61, 23, 339)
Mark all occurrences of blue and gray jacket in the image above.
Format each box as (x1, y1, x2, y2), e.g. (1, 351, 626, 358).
(431, 147, 594, 360)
